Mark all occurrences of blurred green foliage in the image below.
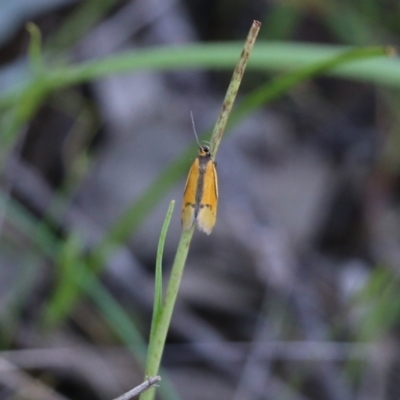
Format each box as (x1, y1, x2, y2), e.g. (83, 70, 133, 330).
(1, 1, 400, 399)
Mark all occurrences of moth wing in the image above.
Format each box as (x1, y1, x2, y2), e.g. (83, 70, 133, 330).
(196, 161, 218, 235)
(181, 158, 200, 231)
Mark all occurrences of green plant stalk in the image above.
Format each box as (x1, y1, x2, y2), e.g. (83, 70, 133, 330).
(140, 20, 261, 400)
(210, 20, 261, 158)
(144, 226, 194, 379)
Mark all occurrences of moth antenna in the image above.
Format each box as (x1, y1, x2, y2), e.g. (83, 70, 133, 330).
(190, 111, 202, 148)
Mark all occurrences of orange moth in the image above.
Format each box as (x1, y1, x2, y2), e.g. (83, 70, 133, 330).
(181, 115, 218, 235)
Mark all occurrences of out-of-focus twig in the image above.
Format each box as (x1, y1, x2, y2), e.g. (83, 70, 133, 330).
(113, 376, 161, 400)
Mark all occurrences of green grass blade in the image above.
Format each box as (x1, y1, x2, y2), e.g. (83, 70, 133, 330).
(26, 23, 43, 74)
(150, 200, 175, 344)
(0, 42, 397, 109)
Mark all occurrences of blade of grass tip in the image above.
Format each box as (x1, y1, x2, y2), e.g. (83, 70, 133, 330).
(150, 200, 175, 344)
(140, 21, 262, 400)
(26, 22, 43, 75)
